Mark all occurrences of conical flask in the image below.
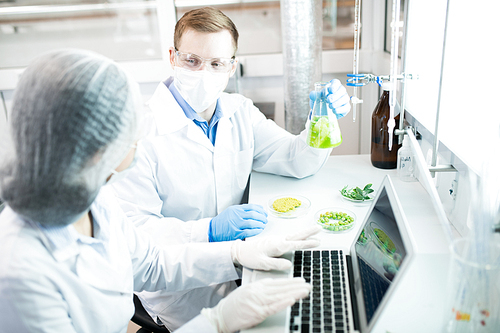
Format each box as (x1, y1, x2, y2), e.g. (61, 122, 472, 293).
(307, 82, 342, 149)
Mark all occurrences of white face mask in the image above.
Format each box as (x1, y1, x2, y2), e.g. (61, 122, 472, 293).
(107, 146, 138, 185)
(107, 159, 136, 185)
(173, 67, 229, 113)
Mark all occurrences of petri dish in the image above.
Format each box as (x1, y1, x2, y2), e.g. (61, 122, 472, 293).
(315, 207, 356, 233)
(267, 195, 311, 219)
(369, 221, 397, 258)
(339, 185, 375, 204)
(356, 228, 370, 246)
(341, 193, 375, 204)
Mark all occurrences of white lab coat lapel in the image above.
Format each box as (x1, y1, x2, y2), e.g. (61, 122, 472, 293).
(214, 117, 234, 152)
(213, 98, 239, 213)
(148, 82, 214, 152)
(186, 123, 214, 152)
(215, 96, 237, 153)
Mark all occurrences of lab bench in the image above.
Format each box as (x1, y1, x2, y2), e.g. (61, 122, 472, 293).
(242, 154, 452, 333)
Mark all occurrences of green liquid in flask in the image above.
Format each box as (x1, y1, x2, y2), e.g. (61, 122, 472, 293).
(307, 81, 343, 149)
(307, 116, 342, 148)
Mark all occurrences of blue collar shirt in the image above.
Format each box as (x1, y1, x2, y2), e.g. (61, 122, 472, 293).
(167, 80, 223, 145)
(36, 211, 109, 262)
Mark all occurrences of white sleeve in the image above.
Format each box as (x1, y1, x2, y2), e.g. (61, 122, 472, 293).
(249, 104, 331, 179)
(115, 199, 239, 293)
(109, 141, 210, 245)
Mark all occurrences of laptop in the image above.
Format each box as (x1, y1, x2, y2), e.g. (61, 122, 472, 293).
(245, 175, 415, 333)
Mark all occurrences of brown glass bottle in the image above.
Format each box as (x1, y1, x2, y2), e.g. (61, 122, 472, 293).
(371, 85, 401, 169)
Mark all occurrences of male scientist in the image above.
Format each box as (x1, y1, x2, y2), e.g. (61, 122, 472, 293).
(110, 6, 351, 331)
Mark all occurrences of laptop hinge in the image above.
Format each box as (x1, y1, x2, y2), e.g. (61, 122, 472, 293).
(347, 255, 361, 331)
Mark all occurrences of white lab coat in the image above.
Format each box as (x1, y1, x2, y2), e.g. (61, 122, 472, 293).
(112, 79, 331, 243)
(110, 78, 331, 329)
(0, 186, 238, 333)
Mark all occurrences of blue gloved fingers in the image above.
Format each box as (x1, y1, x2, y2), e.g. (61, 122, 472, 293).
(325, 79, 351, 119)
(239, 220, 267, 233)
(240, 208, 268, 223)
(309, 90, 320, 110)
(309, 90, 321, 100)
(240, 203, 268, 218)
(209, 204, 269, 242)
(326, 79, 344, 95)
(310, 80, 351, 119)
(325, 79, 348, 104)
(328, 95, 351, 119)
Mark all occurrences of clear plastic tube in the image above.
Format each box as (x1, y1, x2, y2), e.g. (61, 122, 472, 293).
(351, 0, 362, 122)
(388, 0, 401, 150)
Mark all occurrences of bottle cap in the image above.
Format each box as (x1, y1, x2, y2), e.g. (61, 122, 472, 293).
(402, 135, 409, 146)
(382, 81, 394, 91)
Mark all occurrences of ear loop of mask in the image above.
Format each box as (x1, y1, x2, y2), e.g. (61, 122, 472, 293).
(107, 144, 138, 184)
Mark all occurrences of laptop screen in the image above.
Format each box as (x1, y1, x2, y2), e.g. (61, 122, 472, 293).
(353, 184, 408, 327)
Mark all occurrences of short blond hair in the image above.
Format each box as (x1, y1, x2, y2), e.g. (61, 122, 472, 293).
(174, 7, 239, 56)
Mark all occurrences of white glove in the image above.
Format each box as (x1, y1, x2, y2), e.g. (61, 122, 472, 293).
(231, 225, 321, 271)
(201, 278, 311, 333)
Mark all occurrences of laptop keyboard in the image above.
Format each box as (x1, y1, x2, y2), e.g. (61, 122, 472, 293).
(358, 258, 390, 323)
(289, 250, 350, 333)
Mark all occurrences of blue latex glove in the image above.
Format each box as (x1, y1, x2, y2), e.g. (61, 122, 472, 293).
(209, 204, 268, 242)
(309, 79, 351, 119)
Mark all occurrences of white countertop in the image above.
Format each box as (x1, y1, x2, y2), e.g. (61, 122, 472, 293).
(242, 154, 453, 333)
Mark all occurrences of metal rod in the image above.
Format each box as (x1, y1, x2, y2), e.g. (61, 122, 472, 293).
(431, 0, 451, 178)
(398, 0, 411, 145)
(352, 0, 362, 122)
(387, 0, 402, 151)
(428, 165, 457, 173)
(0, 2, 158, 16)
(0, 91, 7, 121)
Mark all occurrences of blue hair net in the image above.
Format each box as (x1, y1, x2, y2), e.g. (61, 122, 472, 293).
(0, 49, 142, 226)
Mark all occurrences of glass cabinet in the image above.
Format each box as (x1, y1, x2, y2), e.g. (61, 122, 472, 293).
(0, 0, 357, 69)
(175, 0, 356, 55)
(0, 0, 162, 69)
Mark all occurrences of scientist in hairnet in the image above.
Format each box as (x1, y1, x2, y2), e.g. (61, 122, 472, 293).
(0, 49, 321, 333)
(109, 6, 351, 330)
